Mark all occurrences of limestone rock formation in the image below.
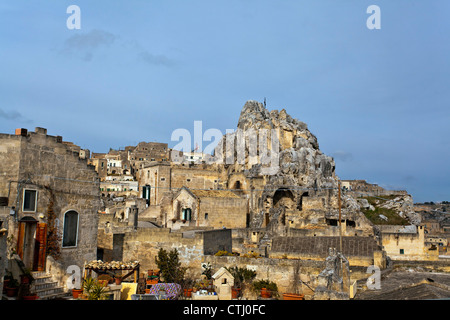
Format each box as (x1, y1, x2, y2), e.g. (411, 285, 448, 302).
(212, 100, 374, 237)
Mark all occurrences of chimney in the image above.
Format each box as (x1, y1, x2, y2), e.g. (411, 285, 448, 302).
(128, 205, 139, 230)
(35, 127, 47, 135)
(15, 128, 27, 136)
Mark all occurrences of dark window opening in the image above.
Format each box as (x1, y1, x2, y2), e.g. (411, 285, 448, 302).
(23, 189, 37, 212)
(346, 220, 356, 227)
(326, 218, 338, 226)
(63, 210, 79, 247)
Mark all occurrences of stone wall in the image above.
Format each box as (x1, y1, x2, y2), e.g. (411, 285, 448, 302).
(381, 225, 439, 261)
(201, 255, 372, 299)
(121, 228, 232, 278)
(0, 128, 100, 278)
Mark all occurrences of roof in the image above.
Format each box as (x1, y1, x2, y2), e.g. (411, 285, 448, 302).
(212, 267, 234, 280)
(356, 271, 450, 300)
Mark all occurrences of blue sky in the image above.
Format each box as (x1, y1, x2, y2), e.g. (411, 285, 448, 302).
(0, 1, 449, 202)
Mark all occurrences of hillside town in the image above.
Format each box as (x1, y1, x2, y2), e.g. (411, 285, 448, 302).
(1, 100, 450, 301)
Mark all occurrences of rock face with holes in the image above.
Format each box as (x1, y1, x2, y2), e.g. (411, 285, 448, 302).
(211, 100, 375, 239)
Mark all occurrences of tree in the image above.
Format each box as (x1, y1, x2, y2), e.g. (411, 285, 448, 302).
(155, 248, 186, 284)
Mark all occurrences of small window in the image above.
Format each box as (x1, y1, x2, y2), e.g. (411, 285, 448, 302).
(187, 179, 191, 182)
(205, 213, 209, 220)
(161, 177, 166, 181)
(23, 189, 37, 212)
(182, 208, 192, 221)
(400, 249, 404, 254)
(63, 210, 79, 247)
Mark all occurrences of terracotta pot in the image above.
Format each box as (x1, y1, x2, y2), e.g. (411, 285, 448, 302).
(20, 275, 31, 284)
(115, 278, 122, 285)
(184, 288, 193, 297)
(260, 288, 271, 298)
(6, 287, 18, 297)
(3, 279, 10, 293)
(72, 288, 83, 299)
(283, 293, 304, 300)
(232, 287, 241, 299)
(146, 279, 158, 285)
(148, 270, 154, 276)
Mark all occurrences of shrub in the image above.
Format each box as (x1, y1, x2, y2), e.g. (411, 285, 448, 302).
(155, 248, 187, 284)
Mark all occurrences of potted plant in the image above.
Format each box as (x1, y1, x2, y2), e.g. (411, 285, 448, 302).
(20, 268, 34, 285)
(114, 274, 122, 285)
(6, 278, 19, 297)
(72, 286, 84, 299)
(3, 271, 13, 293)
(82, 277, 109, 300)
(252, 279, 278, 299)
(226, 266, 257, 299)
(282, 293, 305, 300)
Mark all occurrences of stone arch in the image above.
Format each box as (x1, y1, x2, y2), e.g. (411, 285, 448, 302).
(273, 188, 295, 209)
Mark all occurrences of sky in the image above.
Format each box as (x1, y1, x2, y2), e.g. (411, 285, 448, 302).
(0, 1, 449, 203)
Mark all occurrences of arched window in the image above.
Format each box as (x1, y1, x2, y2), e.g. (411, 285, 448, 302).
(63, 210, 79, 247)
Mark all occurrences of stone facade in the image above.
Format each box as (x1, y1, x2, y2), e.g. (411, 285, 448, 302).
(0, 127, 100, 282)
(380, 225, 439, 261)
(162, 187, 248, 230)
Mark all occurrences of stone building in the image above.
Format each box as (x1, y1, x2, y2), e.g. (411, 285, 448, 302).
(0, 127, 100, 279)
(379, 225, 439, 261)
(161, 187, 248, 230)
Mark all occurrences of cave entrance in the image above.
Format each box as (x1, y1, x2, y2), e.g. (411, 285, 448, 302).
(273, 188, 295, 209)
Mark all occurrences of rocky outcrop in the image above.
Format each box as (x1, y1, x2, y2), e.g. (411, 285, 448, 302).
(211, 100, 375, 237)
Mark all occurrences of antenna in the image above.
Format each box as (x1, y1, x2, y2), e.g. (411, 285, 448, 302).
(264, 97, 266, 107)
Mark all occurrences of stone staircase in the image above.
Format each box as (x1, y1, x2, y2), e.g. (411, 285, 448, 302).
(32, 272, 71, 300)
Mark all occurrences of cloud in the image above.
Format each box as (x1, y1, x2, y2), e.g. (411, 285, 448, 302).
(60, 29, 175, 66)
(0, 108, 32, 123)
(138, 51, 175, 67)
(331, 150, 353, 162)
(61, 29, 117, 60)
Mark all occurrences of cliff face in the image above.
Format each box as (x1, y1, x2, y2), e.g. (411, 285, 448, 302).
(213, 100, 374, 236)
(216, 100, 336, 188)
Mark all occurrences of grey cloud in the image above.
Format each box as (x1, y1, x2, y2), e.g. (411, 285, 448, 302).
(63, 29, 116, 51)
(331, 150, 353, 162)
(61, 29, 117, 60)
(138, 51, 175, 67)
(0, 108, 32, 123)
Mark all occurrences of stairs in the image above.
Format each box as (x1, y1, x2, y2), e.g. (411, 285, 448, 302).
(32, 272, 71, 300)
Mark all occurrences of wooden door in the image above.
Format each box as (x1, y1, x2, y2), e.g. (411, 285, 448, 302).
(16, 222, 26, 259)
(33, 223, 47, 271)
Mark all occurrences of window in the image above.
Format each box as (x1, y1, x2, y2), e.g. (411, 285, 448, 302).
(63, 210, 79, 247)
(161, 177, 166, 181)
(23, 189, 37, 212)
(182, 208, 192, 221)
(187, 179, 191, 182)
(205, 213, 208, 220)
(400, 249, 404, 254)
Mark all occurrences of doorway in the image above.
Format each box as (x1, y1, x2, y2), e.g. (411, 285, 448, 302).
(16, 218, 47, 271)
